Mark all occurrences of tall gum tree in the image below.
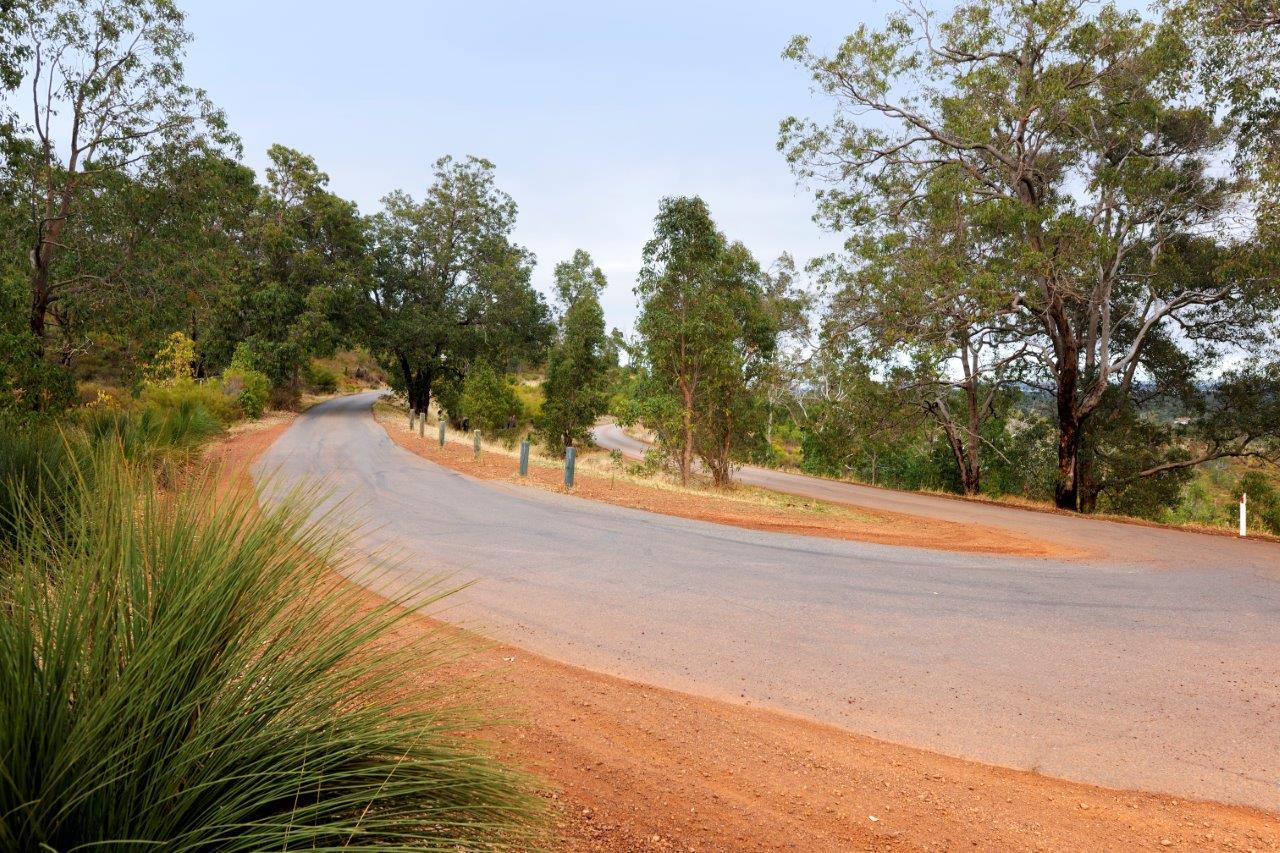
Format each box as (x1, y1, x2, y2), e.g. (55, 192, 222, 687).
(635, 196, 786, 486)
(14, 0, 226, 353)
(821, 167, 1024, 495)
(781, 0, 1279, 510)
(539, 249, 613, 454)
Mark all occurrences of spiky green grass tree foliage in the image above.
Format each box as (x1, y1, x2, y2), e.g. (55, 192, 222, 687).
(0, 450, 541, 850)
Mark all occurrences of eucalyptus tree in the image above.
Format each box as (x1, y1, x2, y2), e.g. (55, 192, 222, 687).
(822, 168, 1025, 495)
(1167, 0, 1280, 185)
(46, 148, 258, 373)
(634, 196, 784, 486)
(782, 0, 1279, 510)
(539, 249, 613, 453)
(365, 156, 550, 417)
(10, 0, 228, 351)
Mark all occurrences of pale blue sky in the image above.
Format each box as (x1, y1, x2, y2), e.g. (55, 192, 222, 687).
(180, 1, 893, 333)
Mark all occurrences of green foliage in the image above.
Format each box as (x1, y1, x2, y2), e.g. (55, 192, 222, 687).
(86, 394, 225, 463)
(139, 378, 240, 426)
(634, 197, 786, 485)
(513, 380, 544, 421)
(1239, 470, 1280, 534)
(0, 418, 82, 546)
(782, 0, 1280, 510)
(539, 250, 613, 453)
(0, 323, 77, 417)
(364, 156, 551, 417)
(221, 344, 271, 419)
(0, 447, 542, 849)
(305, 361, 339, 394)
(142, 331, 198, 386)
(459, 362, 525, 433)
(202, 145, 366, 390)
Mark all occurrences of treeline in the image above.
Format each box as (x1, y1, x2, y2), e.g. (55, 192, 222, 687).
(0, 0, 612, 457)
(3, 0, 1280, 526)
(618, 0, 1280, 524)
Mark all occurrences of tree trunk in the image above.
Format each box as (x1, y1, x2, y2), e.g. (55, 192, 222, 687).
(1054, 416, 1081, 511)
(716, 425, 733, 487)
(964, 381, 981, 496)
(397, 352, 416, 410)
(413, 366, 433, 419)
(680, 384, 695, 486)
(30, 265, 50, 346)
(1076, 428, 1100, 513)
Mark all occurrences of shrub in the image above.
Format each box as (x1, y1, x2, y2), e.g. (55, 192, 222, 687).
(82, 398, 223, 464)
(77, 381, 128, 409)
(142, 331, 197, 387)
(223, 368, 270, 419)
(140, 378, 240, 425)
(459, 362, 525, 432)
(0, 325, 77, 417)
(306, 362, 340, 394)
(0, 450, 542, 849)
(0, 419, 83, 546)
(1240, 470, 1280, 535)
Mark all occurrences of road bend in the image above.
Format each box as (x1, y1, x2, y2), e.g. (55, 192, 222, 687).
(257, 392, 1280, 811)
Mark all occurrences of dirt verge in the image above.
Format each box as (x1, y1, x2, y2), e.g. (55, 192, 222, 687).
(373, 406, 1079, 560)
(216, 412, 1278, 851)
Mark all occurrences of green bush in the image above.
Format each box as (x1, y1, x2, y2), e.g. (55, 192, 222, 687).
(459, 362, 525, 433)
(0, 325, 77, 417)
(0, 449, 542, 850)
(0, 419, 83, 546)
(306, 362, 339, 394)
(223, 368, 270, 419)
(140, 378, 240, 426)
(1240, 470, 1280, 535)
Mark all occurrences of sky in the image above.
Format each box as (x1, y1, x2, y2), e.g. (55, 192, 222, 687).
(178, 1, 894, 335)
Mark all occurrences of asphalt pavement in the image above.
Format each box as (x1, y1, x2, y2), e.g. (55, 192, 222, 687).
(256, 392, 1280, 811)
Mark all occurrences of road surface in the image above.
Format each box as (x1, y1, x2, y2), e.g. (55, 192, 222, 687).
(594, 422, 1278, 571)
(257, 392, 1280, 811)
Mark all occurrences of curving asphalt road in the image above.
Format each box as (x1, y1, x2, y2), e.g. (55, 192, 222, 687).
(257, 392, 1280, 811)
(593, 422, 1280, 572)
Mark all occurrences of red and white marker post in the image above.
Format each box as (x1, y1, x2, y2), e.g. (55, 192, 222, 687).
(1239, 493, 1248, 538)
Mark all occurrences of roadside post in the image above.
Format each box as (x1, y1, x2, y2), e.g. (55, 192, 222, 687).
(564, 446, 576, 489)
(409, 408, 416, 431)
(419, 412, 425, 437)
(438, 420, 446, 448)
(519, 439, 530, 477)
(1240, 493, 1248, 537)
(473, 429, 481, 460)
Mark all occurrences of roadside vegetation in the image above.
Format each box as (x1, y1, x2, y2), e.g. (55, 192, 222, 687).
(0, 434, 540, 849)
(4, 0, 1277, 537)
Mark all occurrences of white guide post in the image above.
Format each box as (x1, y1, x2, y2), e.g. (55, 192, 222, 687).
(1239, 493, 1247, 538)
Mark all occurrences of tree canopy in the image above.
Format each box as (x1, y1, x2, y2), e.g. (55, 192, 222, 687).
(782, 0, 1280, 509)
(363, 156, 551, 419)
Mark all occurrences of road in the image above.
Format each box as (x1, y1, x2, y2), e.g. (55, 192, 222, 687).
(593, 422, 1279, 571)
(257, 392, 1280, 811)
